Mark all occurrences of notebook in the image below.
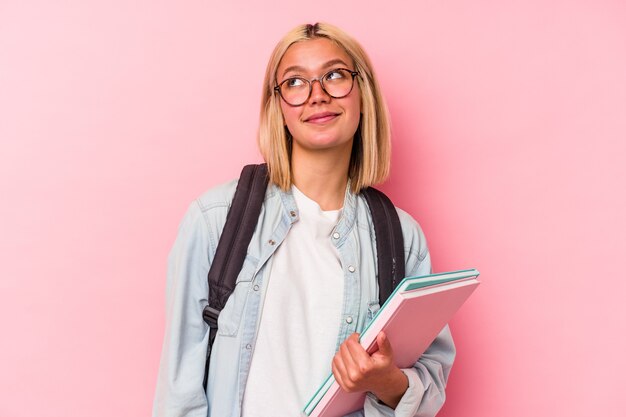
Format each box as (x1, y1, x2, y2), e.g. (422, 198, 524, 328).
(302, 268, 480, 417)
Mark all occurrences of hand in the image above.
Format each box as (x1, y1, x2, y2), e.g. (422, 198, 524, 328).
(331, 331, 409, 409)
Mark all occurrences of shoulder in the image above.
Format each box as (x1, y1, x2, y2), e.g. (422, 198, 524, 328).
(394, 206, 431, 277)
(195, 178, 239, 213)
(180, 178, 240, 225)
(175, 178, 239, 253)
(394, 207, 428, 255)
(355, 190, 432, 277)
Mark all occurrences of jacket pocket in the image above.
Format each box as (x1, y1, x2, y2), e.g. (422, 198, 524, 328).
(366, 301, 381, 325)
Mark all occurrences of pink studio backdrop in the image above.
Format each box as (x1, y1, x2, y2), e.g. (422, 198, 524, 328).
(1, 1, 625, 416)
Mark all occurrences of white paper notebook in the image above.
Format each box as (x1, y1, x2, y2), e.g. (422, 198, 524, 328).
(302, 268, 480, 417)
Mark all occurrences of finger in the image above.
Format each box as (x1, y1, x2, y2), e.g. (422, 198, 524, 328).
(342, 337, 378, 387)
(376, 331, 393, 358)
(340, 334, 374, 388)
(344, 333, 374, 367)
(332, 354, 349, 391)
(339, 334, 360, 370)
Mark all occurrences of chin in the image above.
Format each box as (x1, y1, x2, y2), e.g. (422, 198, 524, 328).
(303, 136, 352, 150)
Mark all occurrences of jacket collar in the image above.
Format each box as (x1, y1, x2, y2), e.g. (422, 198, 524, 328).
(274, 181, 358, 245)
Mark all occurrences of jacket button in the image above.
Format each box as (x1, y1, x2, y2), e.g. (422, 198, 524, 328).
(348, 265, 356, 273)
(290, 210, 297, 217)
(253, 285, 260, 291)
(246, 344, 252, 350)
(346, 316, 353, 324)
(268, 239, 276, 246)
(332, 232, 340, 240)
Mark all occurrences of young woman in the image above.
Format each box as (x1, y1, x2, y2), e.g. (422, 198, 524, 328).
(153, 23, 455, 417)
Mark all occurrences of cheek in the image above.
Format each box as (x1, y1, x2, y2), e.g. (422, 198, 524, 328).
(354, 87, 362, 114)
(279, 102, 300, 128)
(347, 95, 362, 129)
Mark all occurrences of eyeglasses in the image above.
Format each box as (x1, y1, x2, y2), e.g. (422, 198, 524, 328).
(274, 68, 359, 107)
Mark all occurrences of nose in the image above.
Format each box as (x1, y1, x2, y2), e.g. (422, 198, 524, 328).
(308, 79, 330, 104)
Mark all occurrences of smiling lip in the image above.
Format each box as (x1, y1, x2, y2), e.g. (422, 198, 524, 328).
(304, 111, 340, 123)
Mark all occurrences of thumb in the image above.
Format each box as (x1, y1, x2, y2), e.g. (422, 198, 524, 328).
(376, 331, 393, 357)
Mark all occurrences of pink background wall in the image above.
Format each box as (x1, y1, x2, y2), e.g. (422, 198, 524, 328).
(1, 1, 625, 416)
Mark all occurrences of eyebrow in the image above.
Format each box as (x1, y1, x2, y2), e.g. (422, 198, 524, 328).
(280, 58, 350, 79)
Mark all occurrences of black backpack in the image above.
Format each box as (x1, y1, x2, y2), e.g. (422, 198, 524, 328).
(202, 163, 405, 388)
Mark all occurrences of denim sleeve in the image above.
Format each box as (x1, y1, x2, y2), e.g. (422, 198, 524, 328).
(357, 210, 456, 417)
(152, 201, 212, 417)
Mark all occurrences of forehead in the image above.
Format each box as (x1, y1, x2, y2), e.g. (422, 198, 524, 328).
(277, 38, 353, 78)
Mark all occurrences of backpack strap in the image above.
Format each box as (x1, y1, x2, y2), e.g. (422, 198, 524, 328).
(361, 187, 405, 305)
(202, 163, 269, 389)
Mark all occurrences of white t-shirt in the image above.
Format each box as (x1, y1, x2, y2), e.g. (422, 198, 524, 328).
(241, 185, 345, 416)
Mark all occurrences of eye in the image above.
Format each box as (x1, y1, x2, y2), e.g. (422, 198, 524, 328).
(284, 77, 306, 88)
(325, 70, 345, 81)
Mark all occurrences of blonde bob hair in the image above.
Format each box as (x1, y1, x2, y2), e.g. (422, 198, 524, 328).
(258, 22, 392, 194)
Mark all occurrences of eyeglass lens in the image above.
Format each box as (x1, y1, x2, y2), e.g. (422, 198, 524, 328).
(278, 69, 355, 106)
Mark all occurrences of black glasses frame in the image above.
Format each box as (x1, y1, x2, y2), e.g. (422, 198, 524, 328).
(274, 68, 360, 107)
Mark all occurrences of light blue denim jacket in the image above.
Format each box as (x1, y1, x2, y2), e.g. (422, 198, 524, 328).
(153, 178, 456, 417)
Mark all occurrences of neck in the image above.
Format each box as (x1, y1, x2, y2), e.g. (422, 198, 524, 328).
(291, 143, 352, 211)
